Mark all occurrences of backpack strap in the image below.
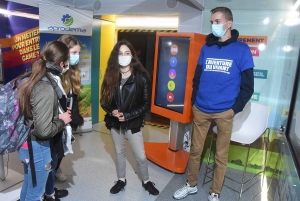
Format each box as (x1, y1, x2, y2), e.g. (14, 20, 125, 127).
(27, 131, 37, 186)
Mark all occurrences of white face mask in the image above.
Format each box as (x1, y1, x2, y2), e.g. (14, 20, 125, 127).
(118, 55, 132, 67)
(61, 66, 69, 74)
(212, 22, 228, 38)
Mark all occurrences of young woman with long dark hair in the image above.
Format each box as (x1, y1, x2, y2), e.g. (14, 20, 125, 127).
(101, 40, 159, 196)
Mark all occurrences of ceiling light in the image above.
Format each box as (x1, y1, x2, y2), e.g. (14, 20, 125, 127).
(283, 45, 293, 52)
(284, 11, 299, 26)
(258, 43, 266, 51)
(0, 8, 39, 19)
(116, 16, 178, 29)
(263, 18, 270, 24)
(292, 0, 300, 11)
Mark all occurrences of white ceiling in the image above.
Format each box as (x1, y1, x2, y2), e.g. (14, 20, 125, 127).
(204, 0, 297, 11)
(7, 0, 299, 13)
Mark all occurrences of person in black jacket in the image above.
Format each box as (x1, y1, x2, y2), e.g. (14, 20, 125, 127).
(54, 34, 84, 182)
(101, 40, 159, 196)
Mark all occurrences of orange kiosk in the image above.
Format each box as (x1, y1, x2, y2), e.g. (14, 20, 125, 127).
(144, 32, 206, 173)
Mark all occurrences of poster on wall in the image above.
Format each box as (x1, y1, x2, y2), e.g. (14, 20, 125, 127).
(0, 2, 39, 83)
(39, 3, 93, 133)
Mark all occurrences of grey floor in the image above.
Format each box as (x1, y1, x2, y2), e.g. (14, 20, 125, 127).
(0, 122, 273, 201)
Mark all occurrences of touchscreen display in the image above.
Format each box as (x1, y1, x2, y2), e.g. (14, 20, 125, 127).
(154, 37, 190, 113)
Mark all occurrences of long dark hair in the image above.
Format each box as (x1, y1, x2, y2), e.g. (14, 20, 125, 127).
(57, 34, 82, 95)
(17, 41, 69, 118)
(101, 40, 148, 105)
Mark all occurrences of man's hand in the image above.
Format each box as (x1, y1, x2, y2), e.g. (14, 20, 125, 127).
(229, 109, 235, 117)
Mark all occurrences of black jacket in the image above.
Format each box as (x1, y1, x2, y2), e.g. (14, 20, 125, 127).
(101, 71, 150, 132)
(59, 93, 84, 131)
(192, 29, 254, 114)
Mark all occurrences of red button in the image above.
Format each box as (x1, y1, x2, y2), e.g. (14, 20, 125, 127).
(167, 92, 174, 102)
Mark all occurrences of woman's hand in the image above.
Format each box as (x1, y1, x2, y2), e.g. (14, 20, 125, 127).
(112, 109, 120, 117)
(112, 110, 125, 121)
(118, 112, 125, 122)
(59, 110, 72, 125)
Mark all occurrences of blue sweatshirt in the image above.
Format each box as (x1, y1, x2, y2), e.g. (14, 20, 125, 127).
(192, 29, 254, 114)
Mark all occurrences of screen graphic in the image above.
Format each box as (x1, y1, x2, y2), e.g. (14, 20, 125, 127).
(155, 37, 190, 113)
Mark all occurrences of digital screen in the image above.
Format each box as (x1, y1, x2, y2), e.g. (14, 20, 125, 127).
(154, 37, 190, 113)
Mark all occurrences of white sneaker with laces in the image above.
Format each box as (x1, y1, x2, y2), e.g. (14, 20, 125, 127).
(55, 168, 67, 182)
(173, 183, 197, 200)
(208, 192, 220, 201)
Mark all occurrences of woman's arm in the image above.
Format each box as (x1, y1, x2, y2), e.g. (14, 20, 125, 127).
(31, 82, 65, 139)
(70, 94, 84, 126)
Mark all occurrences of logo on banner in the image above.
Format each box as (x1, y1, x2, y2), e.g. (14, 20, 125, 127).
(47, 14, 86, 33)
(62, 14, 74, 26)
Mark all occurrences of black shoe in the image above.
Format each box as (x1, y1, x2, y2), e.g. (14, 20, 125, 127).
(43, 195, 60, 201)
(110, 179, 126, 194)
(54, 187, 68, 198)
(142, 181, 159, 195)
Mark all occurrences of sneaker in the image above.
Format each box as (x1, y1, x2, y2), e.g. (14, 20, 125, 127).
(54, 187, 68, 199)
(173, 183, 197, 200)
(43, 195, 60, 201)
(110, 179, 126, 194)
(55, 168, 67, 182)
(208, 192, 220, 201)
(142, 181, 159, 196)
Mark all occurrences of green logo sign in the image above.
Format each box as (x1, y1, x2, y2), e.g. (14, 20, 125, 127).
(62, 14, 74, 26)
(251, 92, 260, 101)
(253, 69, 268, 79)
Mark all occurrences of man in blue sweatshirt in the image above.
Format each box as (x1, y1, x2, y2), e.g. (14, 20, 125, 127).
(173, 7, 254, 201)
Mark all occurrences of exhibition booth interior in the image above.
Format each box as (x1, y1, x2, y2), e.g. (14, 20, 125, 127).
(0, 0, 300, 200)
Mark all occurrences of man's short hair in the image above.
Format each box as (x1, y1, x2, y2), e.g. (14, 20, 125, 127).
(211, 7, 233, 21)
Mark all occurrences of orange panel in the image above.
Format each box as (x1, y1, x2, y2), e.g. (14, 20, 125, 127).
(144, 142, 190, 173)
(151, 32, 206, 123)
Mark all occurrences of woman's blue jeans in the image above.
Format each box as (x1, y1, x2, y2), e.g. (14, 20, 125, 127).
(45, 153, 58, 196)
(18, 140, 52, 201)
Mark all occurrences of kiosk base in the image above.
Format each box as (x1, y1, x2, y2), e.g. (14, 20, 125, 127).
(144, 142, 190, 173)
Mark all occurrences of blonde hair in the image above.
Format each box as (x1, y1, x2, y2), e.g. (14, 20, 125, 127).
(57, 34, 82, 95)
(61, 65, 81, 95)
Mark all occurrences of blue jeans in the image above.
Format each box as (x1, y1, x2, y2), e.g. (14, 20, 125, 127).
(45, 153, 58, 196)
(18, 140, 52, 201)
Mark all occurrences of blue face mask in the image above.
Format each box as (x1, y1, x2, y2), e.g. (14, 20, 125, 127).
(70, 54, 80, 65)
(212, 22, 228, 38)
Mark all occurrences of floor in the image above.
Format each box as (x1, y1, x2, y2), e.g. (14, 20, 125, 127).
(0, 122, 274, 201)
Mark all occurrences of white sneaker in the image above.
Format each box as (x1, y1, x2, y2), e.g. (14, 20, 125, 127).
(208, 192, 220, 201)
(55, 168, 67, 182)
(173, 183, 197, 200)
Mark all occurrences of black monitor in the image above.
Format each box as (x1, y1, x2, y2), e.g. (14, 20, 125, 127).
(154, 36, 190, 114)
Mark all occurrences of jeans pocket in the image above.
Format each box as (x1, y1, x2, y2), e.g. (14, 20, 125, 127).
(18, 148, 29, 164)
